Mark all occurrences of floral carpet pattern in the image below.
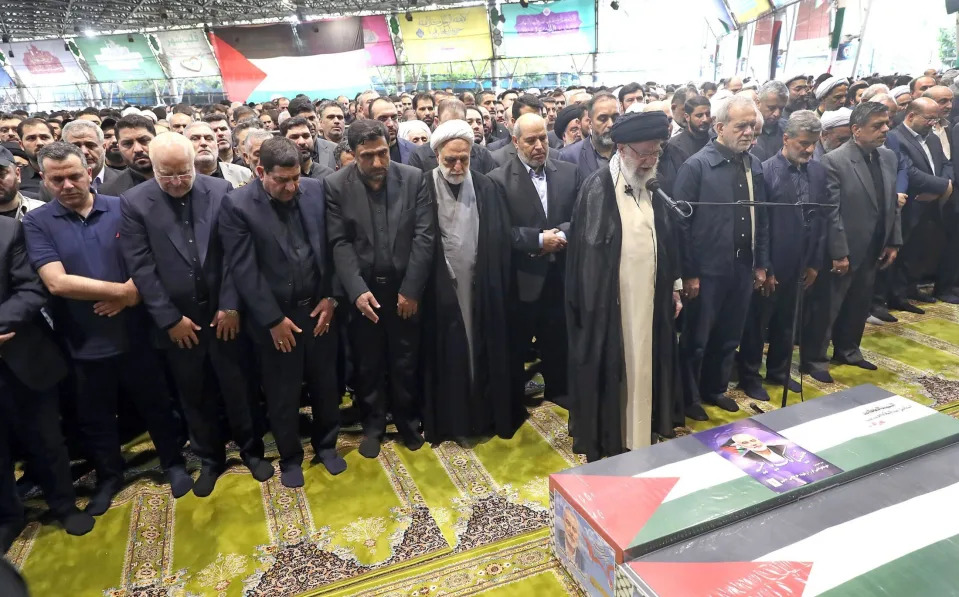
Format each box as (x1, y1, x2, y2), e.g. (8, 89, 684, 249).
(10, 301, 959, 596)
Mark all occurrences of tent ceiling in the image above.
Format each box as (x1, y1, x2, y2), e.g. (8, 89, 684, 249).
(0, 0, 478, 42)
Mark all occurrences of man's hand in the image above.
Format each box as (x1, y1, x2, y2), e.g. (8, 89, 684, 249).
(355, 291, 380, 323)
(211, 310, 239, 341)
(93, 279, 141, 317)
(397, 294, 419, 319)
(541, 229, 567, 254)
(760, 274, 777, 297)
(897, 193, 907, 208)
(270, 317, 302, 353)
(803, 267, 819, 290)
(311, 298, 335, 337)
(943, 181, 954, 201)
(879, 247, 899, 270)
(0, 331, 15, 347)
(168, 316, 202, 349)
(831, 257, 850, 276)
(673, 291, 682, 319)
(753, 268, 767, 290)
(120, 279, 140, 306)
(682, 277, 700, 300)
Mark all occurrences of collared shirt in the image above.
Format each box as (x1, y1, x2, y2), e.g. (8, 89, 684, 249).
(786, 158, 810, 205)
(522, 160, 565, 248)
(390, 142, 402, 164)
(904, 123, 936, 173)
(22, 193, 131, 360)
(859, 144, 887, 249)
(366, 184, 394, 276)
(270, 194, 317, 302)
(935, 122, 951, 160)
(18, 164, 43, 198)
(168, 190, 210, 307)
(0, 192, 43, 221)
(714, 141, 753, 262)
(210, 163, 225, 179)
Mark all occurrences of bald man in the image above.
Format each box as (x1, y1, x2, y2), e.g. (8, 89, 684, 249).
(489, 113, 582, 408)
(119, 133, 273, 497)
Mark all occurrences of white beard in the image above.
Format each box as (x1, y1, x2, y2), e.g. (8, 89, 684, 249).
(439, 163, 466, 185)
(622, 159, 657, 196)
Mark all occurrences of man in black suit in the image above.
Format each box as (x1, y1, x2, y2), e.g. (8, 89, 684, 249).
(220, 137, 343, 485)
(406, 98, 495, 174)
(489, 113, 580, 408)
(325, 120, 435, 458)
(60, 119, 121, 195)
(0, 211, 94, 551)
(119, 133, 272, 497)
(100, 114, 157, 197)
(490, 95, 562, 167)
(882, 98, 952, 312)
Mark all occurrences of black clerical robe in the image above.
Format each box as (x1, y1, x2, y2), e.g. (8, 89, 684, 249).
(565, 166, 684, 461)
(421, 171, 519, 441)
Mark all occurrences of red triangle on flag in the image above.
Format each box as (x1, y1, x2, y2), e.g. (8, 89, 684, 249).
(551, 474, 678, 556)
(209, 33, 267, 103)
(628, 561, 813, 596)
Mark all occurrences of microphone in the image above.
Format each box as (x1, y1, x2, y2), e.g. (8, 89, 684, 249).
(645, 178, 692, 218)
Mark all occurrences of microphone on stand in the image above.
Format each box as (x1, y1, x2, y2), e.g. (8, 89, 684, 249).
(645, 178, 693, 218)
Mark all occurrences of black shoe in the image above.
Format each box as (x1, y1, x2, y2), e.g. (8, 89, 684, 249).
(908, 290, 936, 303)
(768, 377, 803, 393)
(834, 357, 878, 371)
(0, 518, 26, 554)
(936, 292, 959, 304)
(85, 479, 121, 516)
(807, 369, 835, 383)
(870, 305, 899, 323)
(167, 465, 194, 498)
(358, 436, 381, 459)
(59, 509, 95, 536)
(685, 403, 709, 421)
(245, 457, 275, 483)
(888, 299, 924, 315)
(738, 380, 770, 402)
(705, 394, 740, 412)
(193, 467, 223, 498)
(280, 465, 304, 488)
(400, 431, 425, 452)
(313, 450, 347, 475)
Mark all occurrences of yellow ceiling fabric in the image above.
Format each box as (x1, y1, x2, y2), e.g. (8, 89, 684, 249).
(398, 6, 493, 64)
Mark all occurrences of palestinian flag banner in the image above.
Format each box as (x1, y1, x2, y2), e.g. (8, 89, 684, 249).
(549, 385, 959, 597)
(210, 19, 372, 103)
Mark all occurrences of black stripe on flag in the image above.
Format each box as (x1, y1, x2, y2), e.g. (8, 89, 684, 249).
(213, 18, 363, 60)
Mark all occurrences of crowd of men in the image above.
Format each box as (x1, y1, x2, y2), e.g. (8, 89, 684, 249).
(0, 66, 955, 550)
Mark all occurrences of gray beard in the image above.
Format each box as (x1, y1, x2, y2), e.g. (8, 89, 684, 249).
(622, 162, 656, 197)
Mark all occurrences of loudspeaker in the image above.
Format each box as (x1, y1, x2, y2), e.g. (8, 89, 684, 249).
(947, 0, 959, 14)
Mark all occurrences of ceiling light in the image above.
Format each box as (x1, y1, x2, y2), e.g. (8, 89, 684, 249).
(127, 34, 135, 43)
(84, 29, 97, 38)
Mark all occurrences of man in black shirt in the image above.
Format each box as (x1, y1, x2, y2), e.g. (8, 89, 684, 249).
(100, 114, 156, 196)
(280, 116, 334, 182)
(15, 118, 54, 199)
(221, 137, 343, 485)
(658, 95, 712, 195)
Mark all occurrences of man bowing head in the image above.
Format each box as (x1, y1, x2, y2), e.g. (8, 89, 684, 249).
(566, 111, 684, 462)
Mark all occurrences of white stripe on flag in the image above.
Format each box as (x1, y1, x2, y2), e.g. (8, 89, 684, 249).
(248, 50, 371, 94)
(757, 481, 959, 595)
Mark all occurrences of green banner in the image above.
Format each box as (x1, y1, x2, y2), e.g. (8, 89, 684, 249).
(74, 34, 166, 82)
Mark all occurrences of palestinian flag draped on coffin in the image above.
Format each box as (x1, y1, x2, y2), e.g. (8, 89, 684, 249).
(209, 19, 372, 103)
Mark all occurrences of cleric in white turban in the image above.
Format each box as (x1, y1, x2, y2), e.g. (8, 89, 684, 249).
(420, 120, 519, 444)
(815, 107, 853, 159)
(814, 76, 849, 113)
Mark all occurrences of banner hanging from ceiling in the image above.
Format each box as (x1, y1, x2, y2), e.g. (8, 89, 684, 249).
(210, 20, 371, 103)
(7, 40, 89, 89)
(153, 29, 221, 78)
(362, 16, 397, 67)
(499, 0, 596, 57)
(399, 7, 492, 63)
(724, 0, 774, 25)
(74, 34, 166, 82)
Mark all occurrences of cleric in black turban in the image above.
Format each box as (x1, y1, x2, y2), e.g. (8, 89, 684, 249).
(565, 110, 684, 461)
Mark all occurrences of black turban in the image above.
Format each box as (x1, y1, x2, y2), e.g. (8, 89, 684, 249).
(554, 104, 583, 140)
(609, 111, 670, 144)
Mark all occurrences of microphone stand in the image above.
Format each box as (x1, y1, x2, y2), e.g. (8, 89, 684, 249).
(665, 199, 839, 411)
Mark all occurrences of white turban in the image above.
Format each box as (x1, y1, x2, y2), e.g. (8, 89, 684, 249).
(398, 119, 431, 144)
(815, 76, 848, 100)
(139, 109, 158, 122)
(890, 85, 911, 99)
(429, 119, 473, 152)
(821, 107, 852, 130)
(121, 106, 141, 117)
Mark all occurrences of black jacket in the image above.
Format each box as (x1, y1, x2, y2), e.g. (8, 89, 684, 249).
(101, 167, 150, 197)
(488, 156, 580, 302)
(658, 130, 709, 196)
(219, 177, 334, 340)
(324, 162, 435, 304)
(119, 175, 237, 344)
(761, 153, 827, 279)
(0, 217, 66, 391)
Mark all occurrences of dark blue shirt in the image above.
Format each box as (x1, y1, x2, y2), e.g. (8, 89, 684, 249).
(22, 193, 133, 360)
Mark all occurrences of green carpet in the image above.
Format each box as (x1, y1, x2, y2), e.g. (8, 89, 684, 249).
(10, 301, 959, 596)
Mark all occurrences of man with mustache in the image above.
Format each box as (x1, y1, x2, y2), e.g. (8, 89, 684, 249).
(316, 102, 346, 144)
(16, 118, 54, 199)
(100, 117, 125, 170)
(782, 74, 813, 119)
(280, 116, 334, 182)
(202, 114, 238, 167)
(60, 119, 122, 196)
(752, 81, 789, 162)
(489, 113, 581, 410)
(658, 94, 712, 196)
(737, 111, 827, 402)
(100, 114, 156, 196)
(325, 120, 435, 459)
(557, 93, 619, 180)
(184, 122, 251, 189)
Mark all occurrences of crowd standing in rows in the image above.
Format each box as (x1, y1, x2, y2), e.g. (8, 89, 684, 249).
(0, 67, 954, 547)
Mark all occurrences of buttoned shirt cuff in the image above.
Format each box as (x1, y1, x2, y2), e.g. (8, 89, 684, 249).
(673, 279, 683, 292)
(538, 233, 543, 249)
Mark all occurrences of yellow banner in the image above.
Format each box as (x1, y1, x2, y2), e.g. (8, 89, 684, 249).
(399, 6, 492, 63)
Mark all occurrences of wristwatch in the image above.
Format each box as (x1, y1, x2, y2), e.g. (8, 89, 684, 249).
(224, 309, 239, 318)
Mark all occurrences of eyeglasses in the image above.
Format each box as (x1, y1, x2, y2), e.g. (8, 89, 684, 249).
(155, 173, 194, 183)
(623, 145, 663, 160)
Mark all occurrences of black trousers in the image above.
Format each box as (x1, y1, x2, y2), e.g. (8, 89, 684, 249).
(680, 261, 754, 404)
(73, 347, 185, 485)
(258, 302, 340, 468)
(738, 275, 800, 385)
(510, 266, 568, 405)
(164, 326, 263, 470)
(348, 280, 420, 440)
(0, 364, 78, 524)
(802, 256, 879, 372)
